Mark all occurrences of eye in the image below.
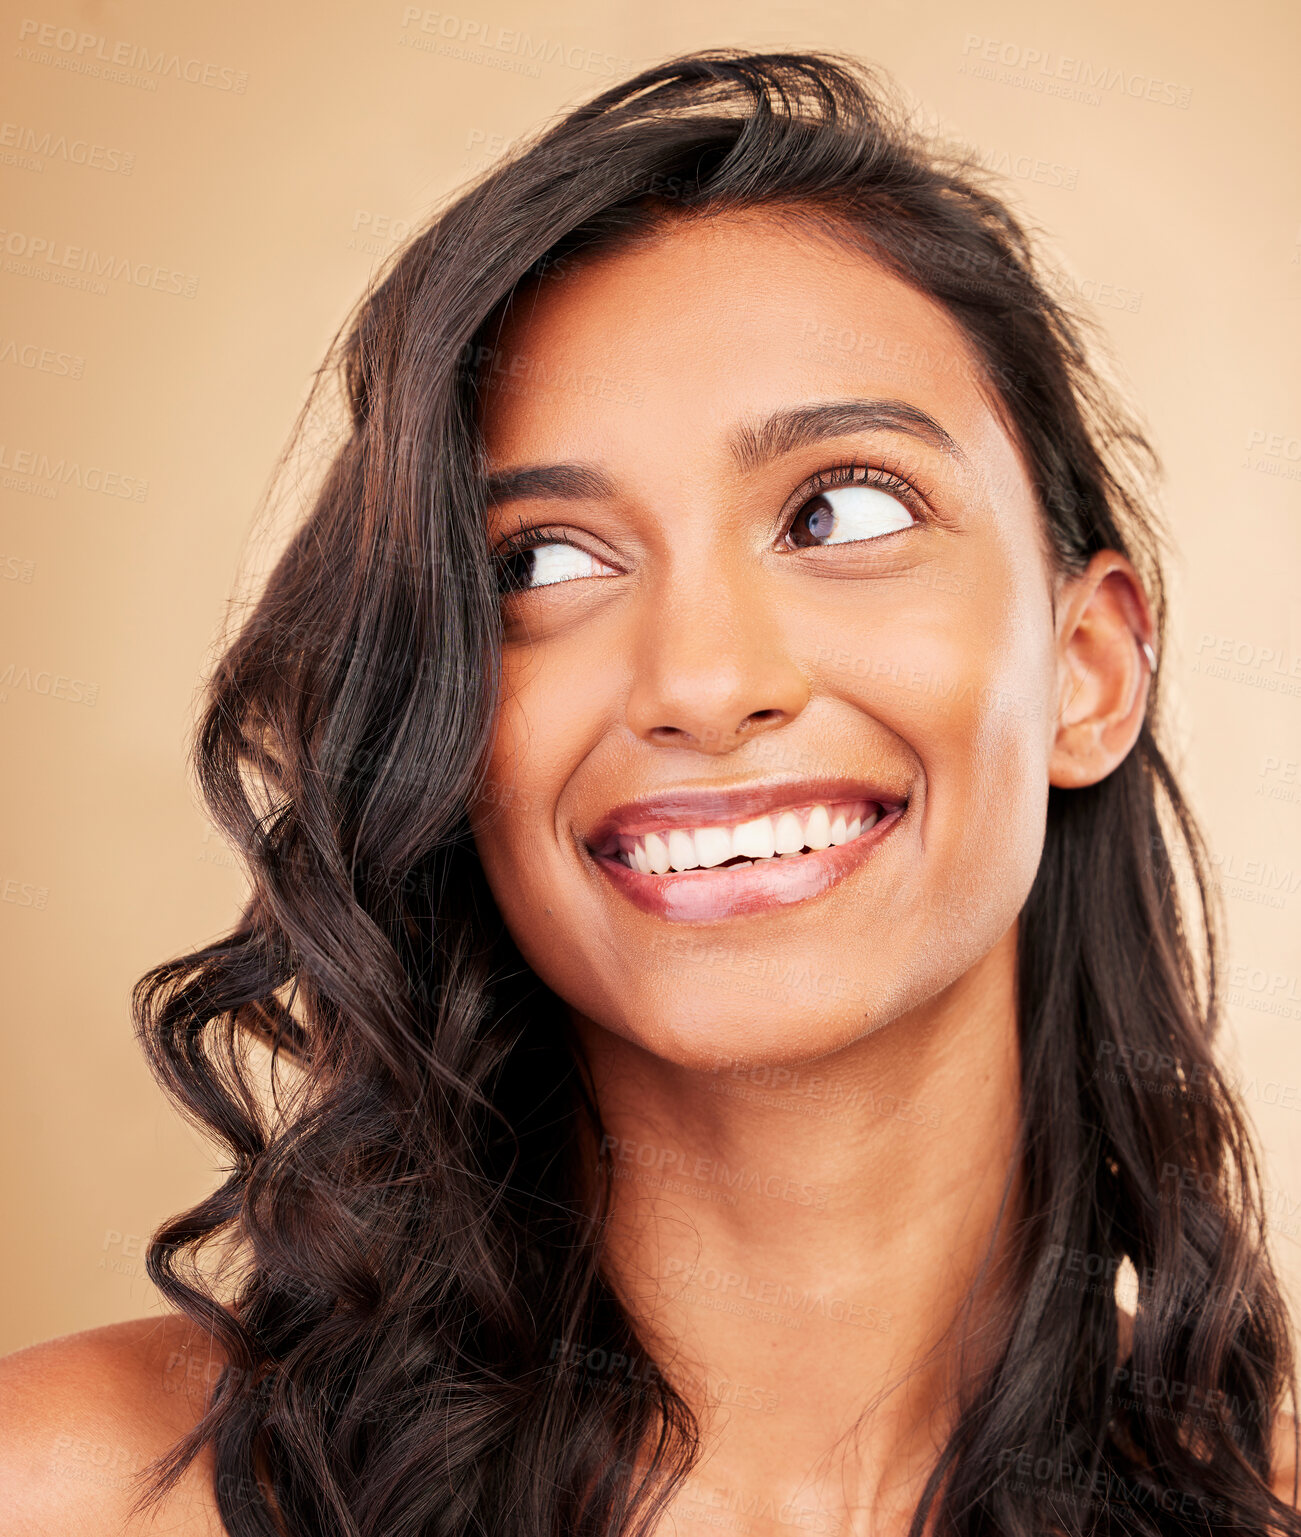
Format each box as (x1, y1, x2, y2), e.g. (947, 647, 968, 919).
(495, 532, 618, 593)
(784, 473, 917, 550)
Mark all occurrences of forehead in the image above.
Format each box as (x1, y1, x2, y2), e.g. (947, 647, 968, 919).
(479, 209, 1020, 473)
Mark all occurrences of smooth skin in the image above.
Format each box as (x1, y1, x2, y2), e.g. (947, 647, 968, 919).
(0, 210, 1293, 1534)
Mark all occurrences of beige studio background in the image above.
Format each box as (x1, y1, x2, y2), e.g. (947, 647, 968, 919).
(1, 0, 1299, 1354)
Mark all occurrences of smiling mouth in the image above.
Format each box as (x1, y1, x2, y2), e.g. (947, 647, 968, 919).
(595, 798, 884, 873)
(586, 794, 907, 923)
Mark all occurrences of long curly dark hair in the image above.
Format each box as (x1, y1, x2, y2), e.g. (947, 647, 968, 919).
(132, 47, 1300, 1537)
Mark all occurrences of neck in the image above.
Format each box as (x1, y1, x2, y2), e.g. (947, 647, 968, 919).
(571, 918, 1025, 1531)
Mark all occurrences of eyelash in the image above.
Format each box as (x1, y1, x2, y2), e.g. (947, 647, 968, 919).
(781, 462, 928, 537)
(496, 525, 588, 565)
(492, 460, 929, 587)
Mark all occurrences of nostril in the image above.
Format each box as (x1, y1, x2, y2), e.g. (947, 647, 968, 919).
(645, 713, 785, 749)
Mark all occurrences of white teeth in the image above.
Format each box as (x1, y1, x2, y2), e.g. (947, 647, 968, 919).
(803, 805, 833, 850)
(732, 816, 776, 860)
(667, 829, 698, 871)
(773, 811, 805, 854)
(694, 827, 733, 868)
(644, 831, 671, 875)
(620, 798, 888, 875)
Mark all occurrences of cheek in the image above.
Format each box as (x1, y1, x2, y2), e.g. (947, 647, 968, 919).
(471, 693, 553, 886)
(480, 639, 584, 807)
(929, 678, 1053, 936)
(820, 564, 1054, 926)
(468, 645, 602, 929)
(468, 696, 637, 1046)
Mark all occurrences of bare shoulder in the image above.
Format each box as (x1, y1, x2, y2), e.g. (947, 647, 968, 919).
(0, 1313, 228, 1535)
(1274, 1401, 1300, 1509)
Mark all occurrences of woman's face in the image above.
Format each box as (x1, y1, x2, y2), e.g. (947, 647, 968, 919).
(469, 209, 1062, 1070)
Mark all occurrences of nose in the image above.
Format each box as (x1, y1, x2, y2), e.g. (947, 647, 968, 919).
(623, 560, 810, 754)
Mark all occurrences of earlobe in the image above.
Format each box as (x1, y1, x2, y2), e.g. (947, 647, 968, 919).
(1049, 552, 1155, 790)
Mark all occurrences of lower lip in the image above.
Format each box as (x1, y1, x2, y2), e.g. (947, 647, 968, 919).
(589, 805, 906, 923)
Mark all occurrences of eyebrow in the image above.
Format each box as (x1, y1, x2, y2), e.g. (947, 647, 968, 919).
(484, 396, 965, 506)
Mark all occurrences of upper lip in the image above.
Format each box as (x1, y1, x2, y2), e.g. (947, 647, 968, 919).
(584, 775, 909, 855)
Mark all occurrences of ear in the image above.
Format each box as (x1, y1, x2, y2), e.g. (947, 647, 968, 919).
(1050, 551, 1155, 790)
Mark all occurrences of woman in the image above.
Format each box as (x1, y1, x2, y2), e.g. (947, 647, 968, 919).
(3, 46, 1298, 1537)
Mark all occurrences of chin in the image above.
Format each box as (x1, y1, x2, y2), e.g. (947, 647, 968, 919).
(569, 950, 928, 1074)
